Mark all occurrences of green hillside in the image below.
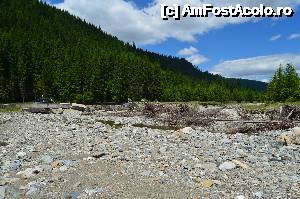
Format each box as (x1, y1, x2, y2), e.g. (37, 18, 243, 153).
(0, 0, 266, 103)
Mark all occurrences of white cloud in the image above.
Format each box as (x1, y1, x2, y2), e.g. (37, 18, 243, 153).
(288, 33, 300, 40)
(177, 46, 198, 56)
(186, 54, 209, 65)
(53, 0, 300, 45)
(177, 46, 208, 65)
(211, 53, 300, 82)
(270, 34, 281, 41)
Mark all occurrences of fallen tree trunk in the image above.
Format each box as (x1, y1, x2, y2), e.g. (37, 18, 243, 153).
(211, 119, 300, 123)
(23, 107, 52, 114)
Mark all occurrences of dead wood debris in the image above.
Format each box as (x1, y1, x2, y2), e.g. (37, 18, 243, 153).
(142, 102, 163, 117)
(228, 120, 295, 134)
(96, 103, 300, 133)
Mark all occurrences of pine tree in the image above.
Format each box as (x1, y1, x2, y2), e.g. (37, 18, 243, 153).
(267, 64, 300, 102)
(284, 63, 299, 101)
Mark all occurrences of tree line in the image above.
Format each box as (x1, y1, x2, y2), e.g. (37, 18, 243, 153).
(267, 64, 300, 102)
(0, 0, 265, 103)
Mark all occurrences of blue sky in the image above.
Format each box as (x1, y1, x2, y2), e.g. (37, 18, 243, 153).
(48, 0, 300, 82)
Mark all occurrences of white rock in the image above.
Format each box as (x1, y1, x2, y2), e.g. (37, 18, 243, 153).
(41, 155, 53, 164)
(52, 108, 64, 114)
(84, 187, 106, 196)
(236, 195, 245, 199)
(219, 161, 236, 171)
(71, 103, 86, 111)
(141, 170, 151, 177)
(26, 186, 40, 196)
(220, 109, 240, 120)
(16, 167, 42, 179)
(16, 151, 27, 159)
(179, 127, 194, 134)
(232, 160, 249, 169)
(59, 165, 68, 172)
(254, 191, 264, 198)
(16, 168, 35, 179)
(60, 103, 71, 109)
(279, 127, 300, 145)
(220, 138, 232, 145)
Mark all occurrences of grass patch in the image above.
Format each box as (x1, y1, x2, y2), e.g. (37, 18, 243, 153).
(241, 103, 280, 113)
(241, 102, 300, 115)
(97, 119, 123, 129)
(241, 103, 287, 113)
(0, 106, 21, 113)
(240, 103, 270, 113)
(132, 123, 181, 131)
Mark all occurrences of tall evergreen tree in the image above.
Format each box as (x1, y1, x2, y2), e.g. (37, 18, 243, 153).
(267, 64, 300, 102)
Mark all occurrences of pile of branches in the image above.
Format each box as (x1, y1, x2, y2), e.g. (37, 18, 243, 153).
(228, 105, 299, 134)
(160, 104, 216, 127)
(124, 103, 300, 133)
(256, 120, 295, 131)
(140, 103, 209, 126)
(279, 105, 300, 120)
(141, 103, 237, 127)
(266, 105, 300, 121)
(228, 120, 295, 134)
(142, 102, 164, 117)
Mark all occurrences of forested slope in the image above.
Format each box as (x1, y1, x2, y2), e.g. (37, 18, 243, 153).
(0, 0, 266, 103)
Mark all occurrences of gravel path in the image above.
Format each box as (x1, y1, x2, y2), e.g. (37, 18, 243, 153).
(0, 108, 299, 198)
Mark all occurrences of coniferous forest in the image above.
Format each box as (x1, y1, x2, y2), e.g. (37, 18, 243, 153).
(0, 0, 267, 103)
(267, 64, 300, 102)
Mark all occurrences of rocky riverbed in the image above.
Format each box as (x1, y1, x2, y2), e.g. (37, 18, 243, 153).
(0, 104, 300, 198)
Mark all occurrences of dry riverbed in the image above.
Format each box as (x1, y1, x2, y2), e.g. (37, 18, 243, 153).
(0, 103, 300, 198)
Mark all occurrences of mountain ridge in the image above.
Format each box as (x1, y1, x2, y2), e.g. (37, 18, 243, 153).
(0, 0, 266, 103)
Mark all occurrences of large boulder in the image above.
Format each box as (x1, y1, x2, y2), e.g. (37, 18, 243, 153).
(279, 127, 300, 145)
(16, 166, 43, 179)
(219, 161, 236, 171)
(60, 103, 71, 109)
(51, 108, 64, 114)
(179, 127, 194, 134)
(175, 127, 194, 140)
(71, 103, 86, 111)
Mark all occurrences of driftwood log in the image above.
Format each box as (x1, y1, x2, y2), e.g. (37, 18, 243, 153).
(211, 119, 300, 123)
(23, 107, 52, 114)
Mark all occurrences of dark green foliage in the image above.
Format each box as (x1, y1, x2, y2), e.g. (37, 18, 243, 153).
(267, 64, 300, 102)
(0, 0, 265, 103)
